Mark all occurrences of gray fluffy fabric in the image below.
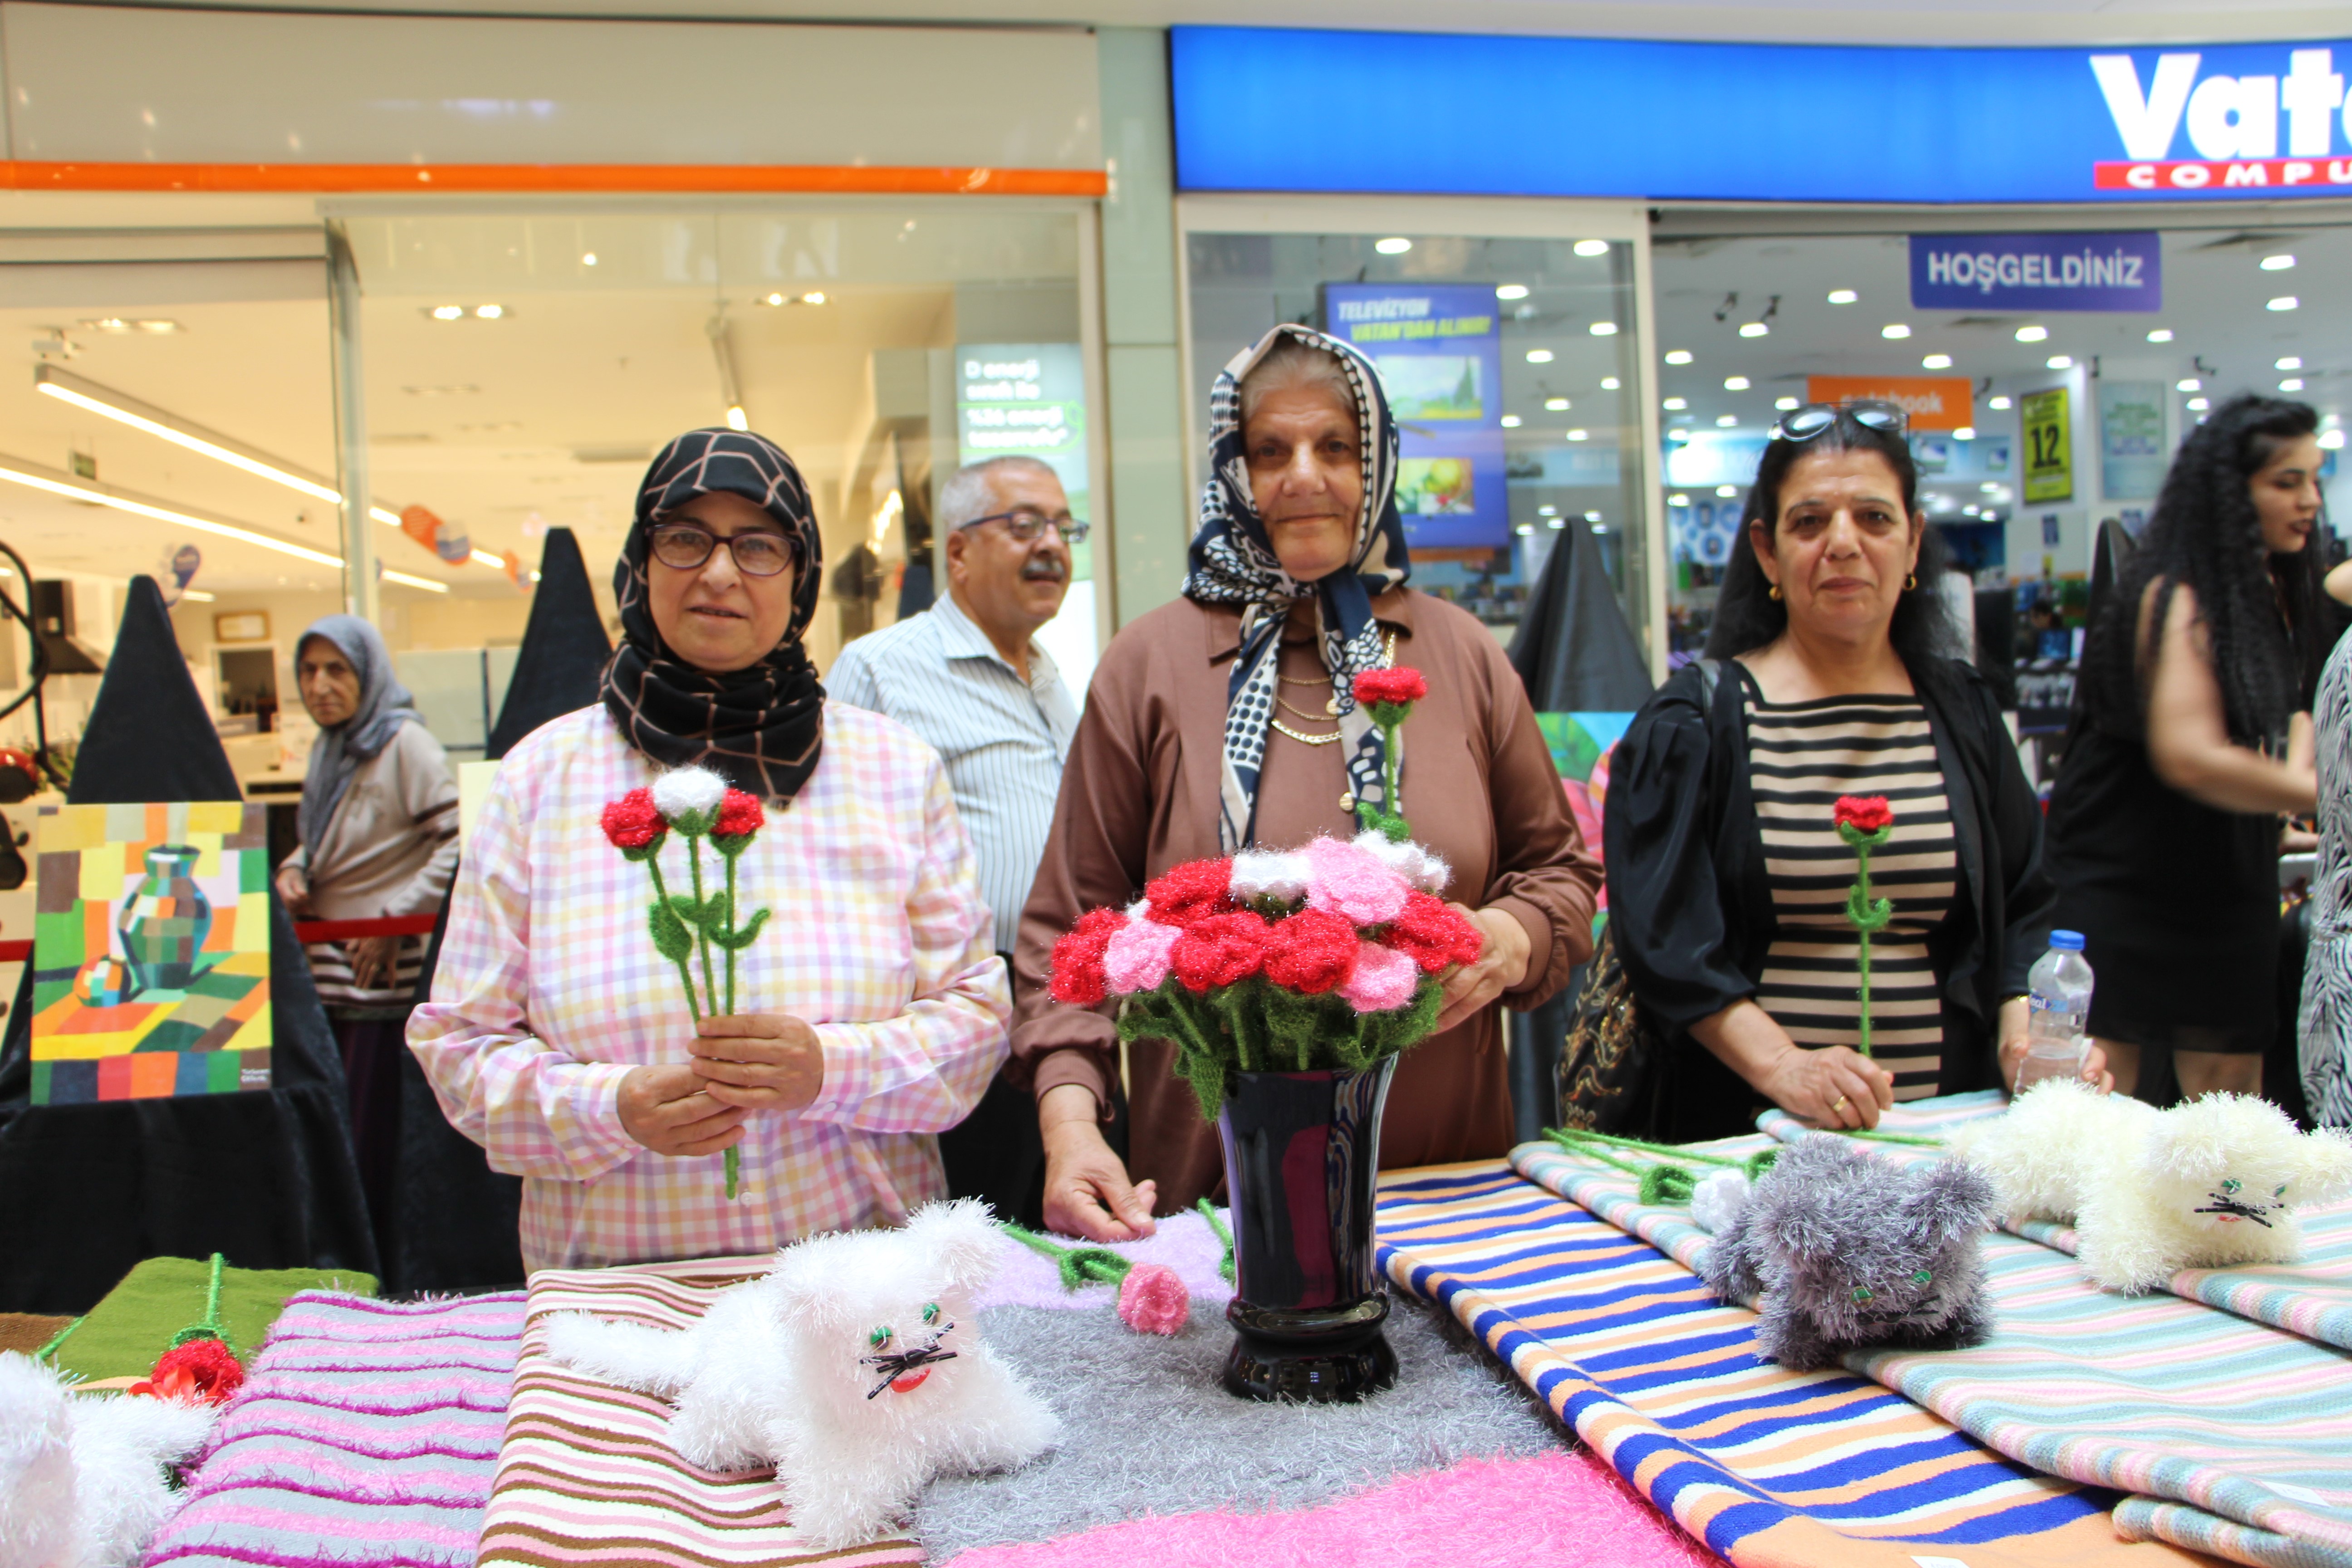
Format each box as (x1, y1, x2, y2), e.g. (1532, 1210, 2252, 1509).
(914, 1294, 1565, 1559)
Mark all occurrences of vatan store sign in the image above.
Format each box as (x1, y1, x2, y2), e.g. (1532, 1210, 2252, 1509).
(1911, 233, 2161, 313)
(1173, 29, 2352, 202)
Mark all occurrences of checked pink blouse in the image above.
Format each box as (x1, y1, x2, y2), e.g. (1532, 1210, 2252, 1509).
(408, 705, 1010, 1271)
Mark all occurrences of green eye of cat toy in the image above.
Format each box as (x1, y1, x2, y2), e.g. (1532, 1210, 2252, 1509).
(1911, 1269, 1933, 1288)
(922, 1303, 941, 1326)
(868, 1326, 892, 1349)
(2275, 1184, 2288, 1198)
(2221, 1179, 2242, 1195)
(1851, 1285, 1875, 1304)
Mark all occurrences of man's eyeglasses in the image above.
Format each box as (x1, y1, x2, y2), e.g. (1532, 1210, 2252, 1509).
(958, 508, 1090, 545)
(648, 522, 796, 577)
(1773, 399, 1909, 442)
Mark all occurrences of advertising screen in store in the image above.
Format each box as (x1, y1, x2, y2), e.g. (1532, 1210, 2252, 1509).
(955, 342, 1098, 690)
(1322, 283, 1509, 551)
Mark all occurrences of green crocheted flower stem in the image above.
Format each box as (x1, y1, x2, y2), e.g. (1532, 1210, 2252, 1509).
(35, 1314, 83, 1362)
(1000, 1222, 1133, 1290)
(1195, 1198, 1236, 1284)
(171, 1252, 230, 1350)
(1837, 821, 1894, 1061)
(1837, 1127, 1947, 1148)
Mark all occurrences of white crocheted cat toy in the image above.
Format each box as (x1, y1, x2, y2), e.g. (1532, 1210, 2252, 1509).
(1951, 1079, 2352, 1292)
(0, 1351, 218, 1568)
(544, 1198, 1059, 1550)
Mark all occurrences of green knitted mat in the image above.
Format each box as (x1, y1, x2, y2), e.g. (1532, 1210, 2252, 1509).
(48, 1254, 377, 1379)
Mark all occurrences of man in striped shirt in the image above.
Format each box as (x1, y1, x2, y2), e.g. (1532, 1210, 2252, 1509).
(828, 456, 1081, 1225)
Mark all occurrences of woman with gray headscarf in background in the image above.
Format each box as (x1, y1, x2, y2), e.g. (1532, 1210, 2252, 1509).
(275, 614, 461, 1225)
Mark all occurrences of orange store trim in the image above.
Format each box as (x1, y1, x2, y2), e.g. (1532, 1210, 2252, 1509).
(0, 161, 1108, 197)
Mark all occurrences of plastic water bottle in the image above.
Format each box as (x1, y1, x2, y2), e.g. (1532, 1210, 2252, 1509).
(2014, 931, 2094, 1092)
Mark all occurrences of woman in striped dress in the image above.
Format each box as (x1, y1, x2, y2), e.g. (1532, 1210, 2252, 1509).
(1607, 402, 2095, 1141)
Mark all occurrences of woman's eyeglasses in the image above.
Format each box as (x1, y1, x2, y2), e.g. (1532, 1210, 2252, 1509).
(959, 508, 1090, 545)
(1772, 399, 1909, 442)
(648, 523, 796, 577)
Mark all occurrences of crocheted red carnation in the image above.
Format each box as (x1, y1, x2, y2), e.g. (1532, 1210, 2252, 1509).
(1833, 795, 1894, 834)
(1352, 667, 1429, 708)
(711, 788, 765, 841)
(1261, 907, 1360, 995)
(599, 788, 665, 850)
(1380, 891, 1485, 974)
(1050, 907, 1128, 1007)
(1145, 858, 1238, 927)
(135, 1336, 244, 1405)
(1171, 910, 1270, 994)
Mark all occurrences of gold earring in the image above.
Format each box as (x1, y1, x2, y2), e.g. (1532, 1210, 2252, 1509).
(1906, 573, 1918, 590)
(1767, 583, 1783, 601)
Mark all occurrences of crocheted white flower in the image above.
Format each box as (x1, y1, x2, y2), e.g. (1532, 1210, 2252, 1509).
(1228, 850, 1311, 904)
(651, 766, 728, 823)
(1352, 830, 1450, 896)
(1690, 1169, 1753, 1236)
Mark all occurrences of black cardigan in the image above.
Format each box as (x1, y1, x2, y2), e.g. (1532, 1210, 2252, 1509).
(1602, 657, 2056, 1142)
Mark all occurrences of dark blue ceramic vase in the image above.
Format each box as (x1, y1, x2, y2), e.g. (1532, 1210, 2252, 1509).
(1214, 1058, 1399, 1402)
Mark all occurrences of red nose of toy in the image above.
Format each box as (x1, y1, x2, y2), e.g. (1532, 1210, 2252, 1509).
(889, 1368, 931, 1393)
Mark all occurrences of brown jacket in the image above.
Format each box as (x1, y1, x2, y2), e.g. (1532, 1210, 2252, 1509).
(1010, 586, 1599, 1214)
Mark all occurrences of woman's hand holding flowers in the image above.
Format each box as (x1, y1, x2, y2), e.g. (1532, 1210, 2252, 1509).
(689, 1013, 825, 1112)
(1431, 904, 1531, 1034)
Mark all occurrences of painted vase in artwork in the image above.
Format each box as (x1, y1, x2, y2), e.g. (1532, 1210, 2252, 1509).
(118, 844, 213, 992)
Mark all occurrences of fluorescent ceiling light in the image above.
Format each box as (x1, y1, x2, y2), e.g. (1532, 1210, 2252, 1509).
(1954, 426, 1977, 440)
(1495, 284, 1530, 301)
(1573, 239, 1610, 257)
(2282, 378, 2306, 392)
(1723, 376, 1749, 390)
(382, 569, 451, 594)
(1664, 350, 1694, 365)
(181, 588, 216, 602)
(1544, 397, 1570, 411)
(1716, 485, 1737, 497)
(1775, 396, 1799, 410)
(1600, 377, 1621, 390)
(2321, 430, 2346, 450)
(2047, 355, 2074, 369)
(1536, 505, 1558, 516)
(2261, 254, 2296, 270)
(1669, 493, 1690, 506)
(1922, 353, 1953, 369)
(1827, 289, 1858, 304)
(1663, 397, 1688, 410)
(1514, 523, 1534, 537)
(1566, 428, 1590, 441)
(36, 367, 340, 504)
(1589, 321, 1619, 336)
(1545, 516, 1564, 529)
(1374, 237, 1412, 255)
(431, 305, 464, 320)
(1500, 415, 1522, 428)
(2146, 328, 2175, 343)
(1882, 324, 1911, 339)
(1739, 323, 1769, 338)
(474, 304, 505, 319)
(1584, 510, 1602, 522)
(1715, 414, 1739, 426)
(2177, 378, 2201, 391)
(2269, 296, 2300, 311)
(2014, 325, 2048, 343)
(1988, 395, 2014, 410)
(0, 453, 343, 568)
(470, 549, 506, 568)
(2187, 396, 2211, 410)
(1524, 349, 1554, 363)
(2278, 357, 2304, 370)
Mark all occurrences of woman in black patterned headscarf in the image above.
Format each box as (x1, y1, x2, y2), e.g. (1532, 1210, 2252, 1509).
(602, 428, 828, 801)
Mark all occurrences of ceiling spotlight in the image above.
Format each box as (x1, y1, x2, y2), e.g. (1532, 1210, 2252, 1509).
(1663, 397, 1688, 410)
(725, 404, 750, 432)
(2177, 377, 2201, 391)
(1882, 323, 1911, 339)
(2047, 355, 2073, 369)
(1988, 395, 2014, 410)
(1584, 510, 1602, 522)
(1374, 236, 1412, 255)
(1669, 493, 1691, 506)
(2187, 396, 2211, 411)
(1566, 428, 1591, 441)
(1666, 428, 1691, 442)
(1525, 348, 1555, 363)
(1716, 414, 1740, 427)
(581, 252, 598, 266)
(475, 304, 505, 319)
(1922, 353, 1954, 369)
(1827, 289, 1858, 304)
(1600, 377, 1621, 390)
(1545, 515, 1566, 529)
(764, 292, 786, 305)
(431, 305, 465, 320)
(1495, 283, 1531, 300)
(1589, 321, 1620, 336)
(1537, 505, 1559, 516)
(2321, 430, 2347, 450)
(1573, 239, 1611, 257)
(1964, 505, 1981, 516)
(2278, 357, 2304, 370)
(1775, 396, 1799, 411)
(1954, 426, 1977, 440)
(2269, 296, 2300, 311)
(2146, 328, 2175, 343)
(1664, 350, 1695, 365)
(1724, 376, 1750, 390)
(1716, 484, 1737, 497)
(2282, 378, 2307, 392)
(2015, 325, 2049, 343)
(1739, 322, 1769, 338)
(1544, 396, 1570, 411)
(801, 291, 826, 305)
(2261, 253, 2296, 270)
(1501, 414, 1523, 427)
(1515, 523, 1535, 537)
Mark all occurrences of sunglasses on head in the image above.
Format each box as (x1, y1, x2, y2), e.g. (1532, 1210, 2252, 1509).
(1773, 399, 1909, 442)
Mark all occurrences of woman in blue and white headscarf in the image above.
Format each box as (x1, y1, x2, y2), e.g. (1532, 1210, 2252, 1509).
(1008, 323, 1601, 1241)
(276, 614, 461, 1219)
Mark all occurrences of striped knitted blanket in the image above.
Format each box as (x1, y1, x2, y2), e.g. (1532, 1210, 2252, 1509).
(141, 1290, 524, 1568)
(1514, 1124, 2352, 1568)
(478, 1259, 926, 1568)
(1755, 1094, 2352, 1351)
(1377, 1161, 2184, 1568)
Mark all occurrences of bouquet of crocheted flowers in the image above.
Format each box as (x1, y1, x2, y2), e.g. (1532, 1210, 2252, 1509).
(601, 765, 773, 1199)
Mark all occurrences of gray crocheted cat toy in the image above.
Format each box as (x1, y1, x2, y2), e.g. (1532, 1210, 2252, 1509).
(1701, 1135, 2001, 1370)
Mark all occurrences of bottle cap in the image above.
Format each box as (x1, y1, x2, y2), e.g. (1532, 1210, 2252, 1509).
(2049, 929, 2085, 951)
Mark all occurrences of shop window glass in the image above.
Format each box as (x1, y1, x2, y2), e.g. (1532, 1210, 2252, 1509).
(339, 206, 1099, 723)
(1186, 231, 1650, 652)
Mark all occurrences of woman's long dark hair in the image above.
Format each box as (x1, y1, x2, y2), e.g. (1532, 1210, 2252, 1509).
(2078, 394, 2324, 743)
(1705, 410, 1958, 694)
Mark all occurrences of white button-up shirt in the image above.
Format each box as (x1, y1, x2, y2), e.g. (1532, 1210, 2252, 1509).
(829, 592, 1079, 953)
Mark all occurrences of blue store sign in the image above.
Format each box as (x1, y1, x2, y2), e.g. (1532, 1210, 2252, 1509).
(1172, 28, 2352, 204)
(1910, 232, 2161, 311)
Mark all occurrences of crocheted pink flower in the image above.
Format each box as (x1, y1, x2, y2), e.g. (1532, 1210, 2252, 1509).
(1102, 917, 1182, 994)
(1338, 940, 1421, 1014)
(1302, 836, 1409, 927)
(1117, 1263, 1190, 1335)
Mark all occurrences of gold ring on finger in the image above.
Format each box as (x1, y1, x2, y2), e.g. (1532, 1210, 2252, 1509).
(1829, 1094, 1849, 1114)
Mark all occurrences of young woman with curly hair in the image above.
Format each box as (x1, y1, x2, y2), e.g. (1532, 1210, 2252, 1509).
(2050, 395, 2326, 1100)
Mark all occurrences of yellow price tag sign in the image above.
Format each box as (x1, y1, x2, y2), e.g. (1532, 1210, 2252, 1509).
(2022, 387, 2073, 504)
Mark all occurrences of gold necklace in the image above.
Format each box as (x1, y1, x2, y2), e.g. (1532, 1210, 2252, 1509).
(1278, 671, 1329, 686)
(1270, 717, 1343, 745)
(1277, 691, 1342, 721)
